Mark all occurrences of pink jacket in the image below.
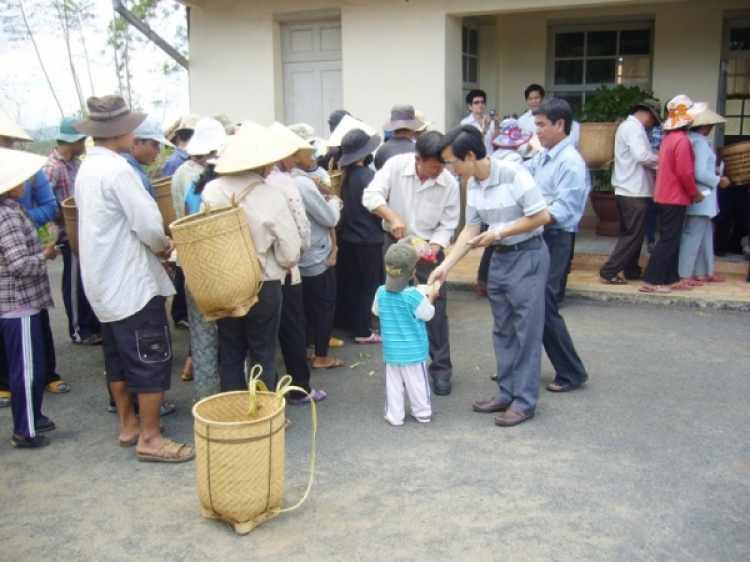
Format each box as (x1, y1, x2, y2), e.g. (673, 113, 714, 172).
(654, 130, 699, 206)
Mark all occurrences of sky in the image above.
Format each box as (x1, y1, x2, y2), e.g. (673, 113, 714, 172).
(0, 0, 190, 134)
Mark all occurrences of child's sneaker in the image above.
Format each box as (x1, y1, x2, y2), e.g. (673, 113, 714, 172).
(384, 416, 404, 427)
(410, 413, 431, 424)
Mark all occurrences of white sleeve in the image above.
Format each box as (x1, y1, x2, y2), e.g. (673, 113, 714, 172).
(371, 296, 380, 316)
(414, 297, 435, 322)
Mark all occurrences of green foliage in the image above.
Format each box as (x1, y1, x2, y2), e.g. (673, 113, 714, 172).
(580, 85, 658, 123)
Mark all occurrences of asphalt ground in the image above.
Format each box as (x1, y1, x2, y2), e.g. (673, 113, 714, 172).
(1, 260, 749, 561)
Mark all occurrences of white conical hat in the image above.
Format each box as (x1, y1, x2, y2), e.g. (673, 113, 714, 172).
(214, 121, 299, 175)
(327, 115, 378, 147)
(0, 148, 46, 195)
(268, 121, 315, 151)
(0, 107, 33, 142)
(691, 108, 726, 128)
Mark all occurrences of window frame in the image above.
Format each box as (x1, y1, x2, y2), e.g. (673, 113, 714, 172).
(546, 20, 655, 114)
(462, 23, 480, 89)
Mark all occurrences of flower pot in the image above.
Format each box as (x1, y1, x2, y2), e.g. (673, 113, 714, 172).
(589, 192, 620, 237)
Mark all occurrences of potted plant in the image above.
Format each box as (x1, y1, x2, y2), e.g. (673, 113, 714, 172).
(578, 85, 658, 236)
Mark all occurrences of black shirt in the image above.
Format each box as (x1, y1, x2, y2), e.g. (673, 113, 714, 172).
(374, 137, 415, 170)
(339, 165, 384, 245)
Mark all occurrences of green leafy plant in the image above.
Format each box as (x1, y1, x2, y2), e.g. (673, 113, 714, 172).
(580, 84, 657, 123)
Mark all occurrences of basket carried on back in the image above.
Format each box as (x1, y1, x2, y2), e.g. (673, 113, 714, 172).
(328, 158, 342, 197)
(152, 176, 176, 235)
(719, 140, 750, 185)
(578, 123, 618, 169)
(169, 182, 263, 321)
(61, 197, 79, 258)
(193, 391, 286, 535)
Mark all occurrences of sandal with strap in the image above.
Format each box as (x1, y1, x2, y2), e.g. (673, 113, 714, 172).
(312, 357, 345, 372)
(695, 275, 725, 283)
(136, 438, 195, 463)
(639, 285, 672, 294)
(45, 381, 70, 394)
(355, 331, 382, 344)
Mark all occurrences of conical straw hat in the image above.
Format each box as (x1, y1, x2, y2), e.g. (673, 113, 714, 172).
(327, 115, 378, 147)
(0, 107, 33, 142)
(691, 108, 726, 127)
(215, 120, 299, 175)
(0, 148, 47, 195)
(268, 122, 315, 151)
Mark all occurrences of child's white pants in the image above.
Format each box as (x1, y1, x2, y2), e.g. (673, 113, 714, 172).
(384, 361, 432, 424)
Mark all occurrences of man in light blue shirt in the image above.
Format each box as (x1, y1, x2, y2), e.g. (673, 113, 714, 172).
(526, 98, 589, 393)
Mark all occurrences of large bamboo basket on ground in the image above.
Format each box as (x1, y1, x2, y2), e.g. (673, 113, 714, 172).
(61, 197, 79, 258)
(169, 199, 262, 321)
(719, 140, 750, 185)
(152, 176, 176, 235)
(193, 391, 286, 535)
(578, 123, 618, 169)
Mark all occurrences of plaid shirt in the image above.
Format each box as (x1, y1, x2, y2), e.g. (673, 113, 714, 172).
(0, 198, 54, 315)
(44, 149, 79, 205)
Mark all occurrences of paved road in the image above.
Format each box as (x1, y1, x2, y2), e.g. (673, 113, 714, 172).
(2, 260, 749, 561)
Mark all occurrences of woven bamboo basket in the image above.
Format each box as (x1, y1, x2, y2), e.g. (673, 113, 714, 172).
(719, 140, 750, 185)
(193, 391, 286, 535)
(152, 176, 176, 235)
(169, 202, 262, 321)
(61, 197, 79, 258)
(578, 123, 618, 169)
(328, 159, 342, 197)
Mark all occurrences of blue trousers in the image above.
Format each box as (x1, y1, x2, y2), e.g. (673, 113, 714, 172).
(0, 313, 46, 439)
(542, 230, 588, 387)
(487, 244, 549, 415)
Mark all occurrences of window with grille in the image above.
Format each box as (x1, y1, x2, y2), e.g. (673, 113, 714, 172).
(547, 22, 654, 116)
(462, 25, 479, 87)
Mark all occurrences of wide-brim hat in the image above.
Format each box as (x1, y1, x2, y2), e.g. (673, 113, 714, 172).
(214, 120, 299, 175)
(56, 117, 87, 143)
(691, 108, 726, 128)
(663, 95, 708, 131)
(0, 107, 33, 142)
(327, 115, 379, 148)
(165, 113, 201, 142)
(74, 95, 146, 138)
(631, 99, 662, 124)
(186, 118, 228, 155)
(339, 130, 382, 167)
(0, 148, 47, 195)
(415, 111, 434, 133)
(492, 118, 533, 149)
(268, 122, 316, 152)
(383, 105, 424, 132)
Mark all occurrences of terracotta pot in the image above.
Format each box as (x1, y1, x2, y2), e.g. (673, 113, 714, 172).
(589, 192, 620, 237)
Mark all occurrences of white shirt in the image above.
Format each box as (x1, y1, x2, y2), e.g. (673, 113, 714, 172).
(75, 147, 174, 323)
(517, 110, 536, 134)
(460, 114, 495, 155)
(612, 115, 659, 197)
(362, 152, 460, 249)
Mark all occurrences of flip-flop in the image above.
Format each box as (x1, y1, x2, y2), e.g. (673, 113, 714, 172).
(44, 381, 70, 394)
(136, 438, 195, 463)
(695, 275, 725, 283)
(639, 285, 671, 294)
(11, 435, 49, 448)
(77, 335, 103, 346)
(546, 377, 588, 393)
(671, 282, 693, 291)
(290, 389, 327, 405)
(312, 358, 345, 372)
(159, 402, 176, 417)
(0, 390, 10, 408)
(181, 372, 193, 381)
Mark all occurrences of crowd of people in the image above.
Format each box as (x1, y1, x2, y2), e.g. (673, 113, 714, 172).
(0, 82, 745, 453)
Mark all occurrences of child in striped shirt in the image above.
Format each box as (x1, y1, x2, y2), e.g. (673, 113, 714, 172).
(372, 239, 438, 426)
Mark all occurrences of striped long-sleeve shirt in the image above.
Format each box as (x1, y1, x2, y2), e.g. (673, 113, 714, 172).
(372, 286, 434, 366)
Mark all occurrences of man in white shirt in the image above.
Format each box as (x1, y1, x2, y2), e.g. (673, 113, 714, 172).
(460, 89, 499, 155)
(363, 132, 460, 396)
(599, 100, 661, 284)
(74, 95, 193, 463)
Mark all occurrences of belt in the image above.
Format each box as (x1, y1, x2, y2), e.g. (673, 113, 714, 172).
(493, 236, 542, 253)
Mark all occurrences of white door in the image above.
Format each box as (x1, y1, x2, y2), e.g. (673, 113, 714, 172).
(282, 21, 343, 139)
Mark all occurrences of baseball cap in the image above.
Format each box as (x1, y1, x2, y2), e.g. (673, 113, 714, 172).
(133, 115, 174, 147)
(384, 241, 418, 292)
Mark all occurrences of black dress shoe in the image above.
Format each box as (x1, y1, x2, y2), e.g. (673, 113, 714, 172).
(472, 397, 510, 413)
(434, 379, 451, 396)
(494, 407, 534, 427)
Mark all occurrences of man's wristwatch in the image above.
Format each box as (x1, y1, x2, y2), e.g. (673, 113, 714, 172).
(494, 229, 503, 243)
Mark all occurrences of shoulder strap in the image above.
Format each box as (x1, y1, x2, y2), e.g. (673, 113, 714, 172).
(231, 179, 263, 207)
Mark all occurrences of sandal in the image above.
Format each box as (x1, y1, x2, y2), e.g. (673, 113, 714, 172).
(671, 281, 693, 291)
(78, 334, 103, 346)
(639, 285, 672, 294)
(312, 357, 345, 372)
(136, 438, 195, 463)
(355, 332, 382, 344)
(181, 372, 193, 381)
(601, 276, 627, 285)
(290, 389, 327, 405)
(11, 435, 49, 449)
(159, 402, 176, 417)
(695, 275, 725, 283)
(686, 279, 704, 287)
(0, 390, 10, 408)
(45, 381, 70, 394)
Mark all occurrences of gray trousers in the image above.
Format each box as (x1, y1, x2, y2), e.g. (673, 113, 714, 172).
(599, 196, 650, 280)
(486, 244, 549, 415)
(679, 215, 714, 278)
(384, 237, 452, 381)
